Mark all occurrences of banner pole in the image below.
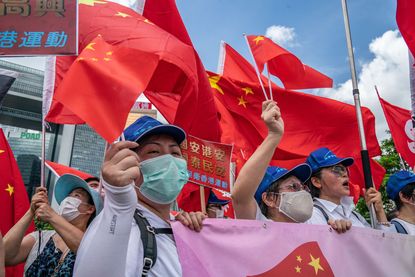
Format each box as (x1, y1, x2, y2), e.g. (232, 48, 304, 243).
(200, 186, 206, 214)
(341, 0, 377, 228)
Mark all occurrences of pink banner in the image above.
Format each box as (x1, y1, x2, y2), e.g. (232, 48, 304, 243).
(172, 219, 415, 277)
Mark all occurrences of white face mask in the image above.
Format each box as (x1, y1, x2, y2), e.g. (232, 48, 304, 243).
(277, 190, 313, 223)
(58, 196, 84, 222)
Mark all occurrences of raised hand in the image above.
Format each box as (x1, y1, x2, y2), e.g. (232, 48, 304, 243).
(261, 100, 284, 137)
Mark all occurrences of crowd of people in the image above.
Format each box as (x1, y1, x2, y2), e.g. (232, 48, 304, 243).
(1, 100, 414, 276)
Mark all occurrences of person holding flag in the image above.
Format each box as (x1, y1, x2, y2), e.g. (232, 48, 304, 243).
(3, 174, 102, 276)
(305, 147, 394, 232)
(386, 170, 415, 235)
(74, 116, 205, 277)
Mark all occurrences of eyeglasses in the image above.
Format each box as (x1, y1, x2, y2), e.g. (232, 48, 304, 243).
(278, 182, 310, 192)
(326, 165, 349, 177)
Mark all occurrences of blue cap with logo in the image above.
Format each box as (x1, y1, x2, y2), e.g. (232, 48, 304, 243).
(208, 190, 229, 205)
(386, 170, 415, 200)
(54, 174, 103, 216)
(306, 147, 354, 174)
(254, 164, 312, 203)
(123, 116, 186, 144)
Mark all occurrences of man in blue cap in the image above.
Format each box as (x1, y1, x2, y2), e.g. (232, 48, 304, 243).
(386, 170, 415, 235)
(305, 147, 394, 232)
(74, 116, 205, 277)
(206, 191, 230, 218)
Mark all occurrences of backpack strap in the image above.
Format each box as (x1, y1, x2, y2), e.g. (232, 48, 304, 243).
(134, 209, 157, 276)
(313, 204, 330, 223)
(391, 219, 408, 234)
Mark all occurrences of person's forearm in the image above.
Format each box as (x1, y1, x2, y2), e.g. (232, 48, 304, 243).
(3, 209, 33, 262)
(232, 133, 282, 203)
(74, 181, 137, 277)
(49, 215, 84, 253)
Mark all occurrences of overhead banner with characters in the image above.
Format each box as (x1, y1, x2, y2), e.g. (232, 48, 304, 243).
(180, 135, 233, 193)
(0, 0, 77, 55)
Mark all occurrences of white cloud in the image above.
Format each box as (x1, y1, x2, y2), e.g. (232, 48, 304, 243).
(265, 25, 297, 47)
(316, 30, 411, 143)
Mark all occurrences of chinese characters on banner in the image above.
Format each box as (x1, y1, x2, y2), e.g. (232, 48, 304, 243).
(181, 135, 233, 192)
(0, 0, 77, 55)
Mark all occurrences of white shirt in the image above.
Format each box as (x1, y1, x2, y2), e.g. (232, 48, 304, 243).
(74, 181, 182, 277)
(391, 218, 415, 235)
(307, 196, 396, 232)
(254, 202, 271, 221)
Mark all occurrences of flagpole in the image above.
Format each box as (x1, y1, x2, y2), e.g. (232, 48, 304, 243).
(41, 121, 46, 188)
(341, 0, 377, 228)
(243, 33, 269, 101)
(266, 62, 273, 100)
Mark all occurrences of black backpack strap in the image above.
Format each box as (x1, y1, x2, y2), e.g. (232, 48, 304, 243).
(313, 204, 330, 223)
(154, 228, 173, 235)
(133, 209, 157, 276)
(391, 220, 408, 234)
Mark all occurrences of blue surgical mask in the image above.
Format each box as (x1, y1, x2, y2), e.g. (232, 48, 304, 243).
(137, 154, 189, 204)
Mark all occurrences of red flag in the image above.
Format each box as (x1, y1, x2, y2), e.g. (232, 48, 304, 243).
(396, 0, 415, 58)
(378, 93, 415, 167)
(52, 36, 159, 142)
(247, 35, 333, 89)
(249, 241, 334, 277)
(45, 1, 200, 138)
(141, 0, 221, 141)
(0, 129, 32, 277)
(45, 160, 94, 180)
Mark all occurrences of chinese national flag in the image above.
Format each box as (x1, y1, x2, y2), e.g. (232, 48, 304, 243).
(45, 160, 94, 180)
(52, 36, 159, 142)
(45, 0, 204, 138)
(378, 93, 415, 167)
(0, 129, 32, 277)
(247, 35, 333, 90)
(397, 0, 415, 58)
(249, 241, 334, 277)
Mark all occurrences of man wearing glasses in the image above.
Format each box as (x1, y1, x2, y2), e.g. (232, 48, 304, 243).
(305, 147, 394, 232)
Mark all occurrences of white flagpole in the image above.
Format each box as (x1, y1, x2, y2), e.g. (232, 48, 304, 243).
(243, 33, 269, 101)
(266, 62, 273, 100)
(341, 0, 377, 228)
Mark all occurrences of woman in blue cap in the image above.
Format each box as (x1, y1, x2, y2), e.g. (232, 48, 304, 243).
(3, 174, 102, 276)
(206, 191, 230, 218)
(386, 170, 415, 235)
(232, 100, 314, 223)
(305, 147, 393, 232)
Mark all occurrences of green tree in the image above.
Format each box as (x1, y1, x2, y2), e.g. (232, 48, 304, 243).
(355, 131, 409, 220)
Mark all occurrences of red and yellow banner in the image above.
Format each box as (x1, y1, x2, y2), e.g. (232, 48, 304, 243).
(0, 0, 77, 55)
(181, 135, 233, 192)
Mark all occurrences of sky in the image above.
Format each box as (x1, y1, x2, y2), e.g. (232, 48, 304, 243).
(2, 0, 411, 143)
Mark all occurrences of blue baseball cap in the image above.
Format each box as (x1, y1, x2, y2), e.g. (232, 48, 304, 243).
(208, 191, 229, 205)
(123, 116, 186, 144)
(386, 170, 415, 200)
(254, 164, 312, 203)
(306, 147, 354, 174)
(54, 174, 103, 216)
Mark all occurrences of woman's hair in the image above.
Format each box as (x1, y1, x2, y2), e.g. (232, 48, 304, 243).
(305, 170, 323, 198)
(259, 175, 290, 217)
(394, 183, 415, 211)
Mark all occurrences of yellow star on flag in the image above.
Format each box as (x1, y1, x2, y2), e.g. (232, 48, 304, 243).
(308, 254, 324, 275)
(115, 11, 131, 18)
(237, 96, 248, 108)
(0, 149, 4, 154)
(242, 87, 254, 95)
(79, 0, 107, 6)
(295, 266, 301, 273)
(253, 36, 264, 45)
(106, 51, 113, 56)
(208, 75, 224, 95)
(103, 57, 111, 61)
(5, 184, 14, 196)
(91, 58, 99, 62)
(84, 42, 96, 51)
(296, 255, 302, 263)
(143, 19, 155, 25)
(76, 57, 85, 62)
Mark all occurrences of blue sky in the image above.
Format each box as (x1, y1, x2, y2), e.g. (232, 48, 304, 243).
(177, 0, 398, 86)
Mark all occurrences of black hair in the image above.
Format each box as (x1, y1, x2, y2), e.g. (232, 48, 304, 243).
(305, 169, 323, 198)
(84, 177, 100, 183)
(394, 183, 415, 211)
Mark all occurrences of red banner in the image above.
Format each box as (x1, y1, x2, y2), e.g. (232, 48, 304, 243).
(181, 135, 233, 192)
(0, 0, 77, 55)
